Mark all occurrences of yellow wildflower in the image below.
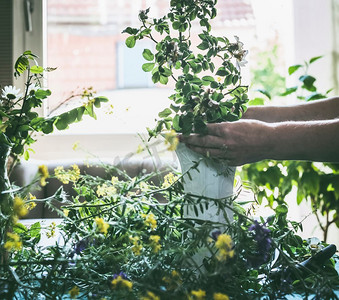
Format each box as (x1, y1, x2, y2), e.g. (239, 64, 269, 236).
(105, 104, 114, 115)
(71, 164, 80, 180)
(38, 164, 49, 186)
(141, 291, 160, 300)
(149, 235, 161, 253)
(63, 209, 70, 217)
(162, 172, 179, 188)
(171, 270, 180, 278)
(191, 289, 206, 300)
(46, 222, 56, 238)
(95, 217, 109, 235)
(29, 193, 36, 200)
(111, 275, 133, 291)
(141, 213, 157, 230)
(13, 196, 28, 218)
(26, 201, 37, 210)
(130, 236, 143, 255)
(164, 130, 179, 151)
(111, 176, 119, 185)
(72, 141, 79, 151)
(54, 165, 80, 184)
(96, 183, 117, 197)
(69, 286, 79, 299)
(162, 270, 182, 290)
(4, 232, 22, 251)
(215, 234, 234, 261)
(136, 144, 144, 153)
(213, 293, 230, 300)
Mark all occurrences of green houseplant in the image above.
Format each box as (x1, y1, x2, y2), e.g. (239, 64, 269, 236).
(123, 0, 249, 137)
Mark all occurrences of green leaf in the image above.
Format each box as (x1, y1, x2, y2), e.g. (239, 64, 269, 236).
(158, 108, 172, 118)
(84, 102, 97, 119)
(125, 36, 136, 48)
(67, 109, 78, 123)
(13, 222, 28, 234)
(30, 65, 44, 74)
(299, 75, 316, 91)
(275, 204, 288, 215)
(142, 49, 154, 61)
(152, 72, 160, 83)
(172, 21, 181, 30)
(202, 76, 214, 82)
(41, 120, 54, 134)
(256, 89, 271, 100)
(122, 27, 138, 35)
(182, 83, 191, 96)
(280, 86, 298, 96)
(172, 115, 181, 131)
(55, 117, 69, 130)
(197, 42, 209, 50)
(194, 118, 207, 135)
(142, 63, 155, 72)
(24, 150, 30, 160)
(76, 106, 85, 121)
(29, 222, 41, 239)
(309, 55, 323, 64)
(14, 54, 29, 76)
(288, 64, 302, 75)
(247, 97, 265, 106)
(35, 89, 51, 99)
(160, 75, 169, 85)
(300, 171, 320, 196)
(305, 93, 326, 101)
(94, 96, 109, 107)
(216, 68, 228, 76)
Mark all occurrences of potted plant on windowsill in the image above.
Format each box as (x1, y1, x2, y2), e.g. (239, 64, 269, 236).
(123, 0, 249, 223)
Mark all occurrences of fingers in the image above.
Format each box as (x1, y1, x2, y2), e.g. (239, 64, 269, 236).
(186, 143, 227, 157)
(185, 144, 237, 165)
(179, 133, 225, 148)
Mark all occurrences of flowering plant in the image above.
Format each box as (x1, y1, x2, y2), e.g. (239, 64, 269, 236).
(0, 50, 108, 168)
(0, 51, 108, 279)
(123, 0, 249, 137)
(0, 159, 338, 299)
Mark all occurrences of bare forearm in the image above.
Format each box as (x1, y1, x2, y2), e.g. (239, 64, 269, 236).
(267, 119, 339, 163)
(244, 97, 339, 123)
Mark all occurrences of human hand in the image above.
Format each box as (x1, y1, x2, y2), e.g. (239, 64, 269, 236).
(178, 120, 273, 166)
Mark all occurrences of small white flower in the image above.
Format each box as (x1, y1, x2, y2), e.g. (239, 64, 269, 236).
(235, 50, 248, 71)
(1, 85, 23, 100)
(234, 36, 244, 50)
(27, 83, 40, 95)
(307, 237, 324, 251)
(230, 36, 248, 71)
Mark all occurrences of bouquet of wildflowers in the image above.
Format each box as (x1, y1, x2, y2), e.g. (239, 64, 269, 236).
(1, 160, 338, 299)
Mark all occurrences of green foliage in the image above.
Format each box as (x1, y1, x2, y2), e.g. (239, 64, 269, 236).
(1, 160, 338, 298)
(123, 0, 249, 136)
(0, 51, 108, 163)
(250, 46, 286, 101)
(242, 56, 338, 242)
